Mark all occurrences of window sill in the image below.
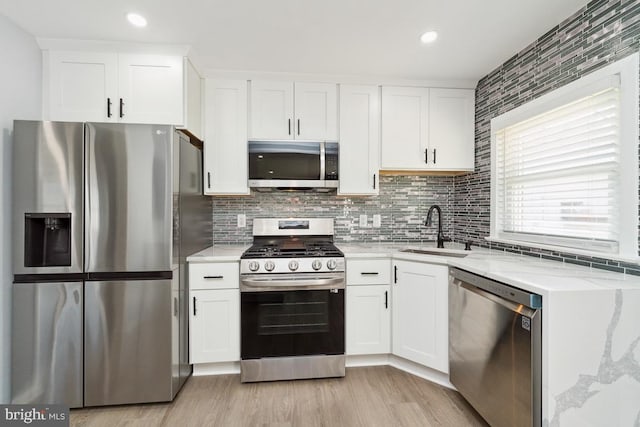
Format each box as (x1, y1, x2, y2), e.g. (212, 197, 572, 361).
(485, 236, 640, 265)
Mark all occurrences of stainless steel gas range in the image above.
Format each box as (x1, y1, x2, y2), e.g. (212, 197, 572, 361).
(239, 218, 345, 383)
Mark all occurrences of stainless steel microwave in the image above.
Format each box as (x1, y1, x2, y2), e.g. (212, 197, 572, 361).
(248, 141, 339, 190)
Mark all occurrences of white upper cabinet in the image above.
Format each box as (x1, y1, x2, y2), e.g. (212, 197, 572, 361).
(294, 82, 338, 140)
(45, 50, 184, 125)
(249, 80, 337, 141)
(249, 80, 294, 140)
(180, 58, 203, 141)
(381, 86, 475, 172)
(381, 86, 429, 170)
(117, 54, 183, 125)
(428, 88, 475, 171)
(46, 51, 118, 122)
(338, 85, 380, 195)
(203, 79, 249, 195)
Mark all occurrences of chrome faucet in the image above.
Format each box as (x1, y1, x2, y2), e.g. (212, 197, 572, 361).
(425, 205, 450, 248)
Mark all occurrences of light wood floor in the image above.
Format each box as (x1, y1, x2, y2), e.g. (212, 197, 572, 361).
(70, 366, 488, 426)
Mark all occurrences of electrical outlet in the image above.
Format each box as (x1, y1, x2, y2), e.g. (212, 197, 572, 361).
(359, 214, 368, 228)
(237, 214, 246, 228)
(373, 214, 381, 228)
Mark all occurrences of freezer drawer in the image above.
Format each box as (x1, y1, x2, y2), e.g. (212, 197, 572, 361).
(84, 279, 173, 406)
(11, 282, 83, 408)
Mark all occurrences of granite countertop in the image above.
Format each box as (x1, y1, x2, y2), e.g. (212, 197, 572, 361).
(337, 242, 640, 295)
(187, 242, 640, 294)
(186, 244, 249, 262)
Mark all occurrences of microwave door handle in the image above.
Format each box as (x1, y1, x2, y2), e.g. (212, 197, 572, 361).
(320, 142, 325, 181)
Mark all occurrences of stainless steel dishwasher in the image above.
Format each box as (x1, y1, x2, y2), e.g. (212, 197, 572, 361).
(449, 268, 542, 427)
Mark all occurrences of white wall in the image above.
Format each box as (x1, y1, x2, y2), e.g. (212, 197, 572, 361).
(0, 14, 41, 404)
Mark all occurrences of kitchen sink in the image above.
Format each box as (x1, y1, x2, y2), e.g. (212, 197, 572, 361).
(399, 248, 469, 258)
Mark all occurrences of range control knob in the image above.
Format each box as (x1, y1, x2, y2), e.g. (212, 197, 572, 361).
(264, 261, 275, 272)
(312, 260, 323, 271)
(248, 261, 260, 272)
(288, 260, 299, 271)
(327, 259, 337, 270)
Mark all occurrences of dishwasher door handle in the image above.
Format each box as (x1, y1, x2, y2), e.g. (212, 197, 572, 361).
(458, 281, 537, 317)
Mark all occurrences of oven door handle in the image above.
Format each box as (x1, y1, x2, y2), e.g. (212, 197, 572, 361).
(240, 276, 345, 291)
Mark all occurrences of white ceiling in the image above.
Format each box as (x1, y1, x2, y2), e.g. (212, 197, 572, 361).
(0, 0, 590, 83)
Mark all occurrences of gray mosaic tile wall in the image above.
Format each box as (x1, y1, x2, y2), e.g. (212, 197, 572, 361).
(212, 175, 454, 244)
(453, 0, 640, 274)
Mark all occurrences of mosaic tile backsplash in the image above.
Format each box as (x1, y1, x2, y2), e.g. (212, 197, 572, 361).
(210, 0, 640, 275)
(453, 0, 640, 275)
(212, 175, 454, 244)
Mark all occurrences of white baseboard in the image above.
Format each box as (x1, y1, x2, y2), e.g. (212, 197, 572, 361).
(387, 355, 454, 390)
(192, 355, 454, 391)
(192, 361, 240, 376)
(346, 354, 390, 367)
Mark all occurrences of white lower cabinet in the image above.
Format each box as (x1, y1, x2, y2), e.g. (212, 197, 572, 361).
(392, 260, 449, 373)
(189, 262, 240, 364)
(346, 258, 391, 355)
(346, 284, 391, 355)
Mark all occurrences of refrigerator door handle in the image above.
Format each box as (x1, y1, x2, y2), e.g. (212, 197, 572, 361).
(84, 123, 91, 272)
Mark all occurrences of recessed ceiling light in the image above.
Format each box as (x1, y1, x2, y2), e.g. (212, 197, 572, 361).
(127, 13, 147, 28)
(420, 31, 438, 44)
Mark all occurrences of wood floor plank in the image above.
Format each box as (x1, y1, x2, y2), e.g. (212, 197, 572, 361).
(70, 366, 488, 427)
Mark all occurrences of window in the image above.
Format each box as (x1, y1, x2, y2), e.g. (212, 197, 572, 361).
(490, 53, 639, 260)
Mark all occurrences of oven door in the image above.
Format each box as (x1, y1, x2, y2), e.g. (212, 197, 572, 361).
(241, 288, 345, 359)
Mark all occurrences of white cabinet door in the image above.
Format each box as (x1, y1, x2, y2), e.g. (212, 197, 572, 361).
(338, 85, 380, 195)
(117, 54, 184, 125)
(46, 51, 118, 122)
(392, 260, 448, 373)
(203, 79, 249, 195)
(249, 80, 294, 140)
(190, 289, 240, 364)
(381, 86, 429, 170)
(182, 58, 203, 140)
(346, 284, 391, 355)
(294, 82, 338, 141)
(428, 88, 475, 171)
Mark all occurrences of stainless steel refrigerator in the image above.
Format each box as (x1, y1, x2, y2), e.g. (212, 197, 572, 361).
(11, 120, 212, 408)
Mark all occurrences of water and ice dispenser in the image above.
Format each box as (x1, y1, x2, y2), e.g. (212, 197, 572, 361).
(24, 213, 72, 267)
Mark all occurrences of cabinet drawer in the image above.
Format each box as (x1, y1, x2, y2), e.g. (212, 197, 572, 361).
(346, 259, 391, 285)
(189, 262, 239, 290)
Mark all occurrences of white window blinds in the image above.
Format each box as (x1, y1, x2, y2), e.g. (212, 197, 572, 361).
(495, 83, 621, 253)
